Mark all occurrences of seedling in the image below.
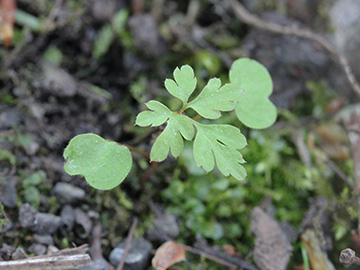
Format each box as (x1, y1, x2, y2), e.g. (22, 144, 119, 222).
(63, 58, 277, 190)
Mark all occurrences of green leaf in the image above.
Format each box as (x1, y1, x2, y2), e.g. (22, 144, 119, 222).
(63, 133, 132, 190)
(187, 78, 242, 119)
(23, 170, 46, 189)
(93, 24, 114, 59)
(135, 100, 172, 127)
(164, 65, 197, 105)
(151, 113, 194, 161)
(235, 92, 277, 129)
(230, 58, 277, 129)
(193, 123, 247, 180)
(112, 10, 129, 35)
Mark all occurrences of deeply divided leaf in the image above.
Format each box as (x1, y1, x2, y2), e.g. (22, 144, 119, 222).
(151, 114, 194, 162)
(63, 133, 132, 190)
(230, 58, 277, 129)
(135, 100, 172, 127)
(164, 65, 197, 105)
(187, 78, 242, 119)
(193, 124, 247, 180)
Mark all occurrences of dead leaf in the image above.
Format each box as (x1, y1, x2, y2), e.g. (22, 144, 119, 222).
(0, 0, 16, 47)
(152, 241, 186, 270)
(313, 122, 350, 160)
(223, 244, 236, 256)
(251, 206, 293, 270)
(301, 229, 335, 270)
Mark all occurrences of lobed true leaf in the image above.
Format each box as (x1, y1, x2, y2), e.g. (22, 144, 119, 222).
(135, 100, 172, 127)
(149, 113, 194, 162)
(164, 65, 197, 105)
(193, 123, 247, 180)
(186, 78, 242, 119)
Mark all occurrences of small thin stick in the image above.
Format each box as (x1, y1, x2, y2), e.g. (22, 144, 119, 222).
(43, 0, 63, 31)
(325, 157, 353, 188)
(116, 217, 139, 270)
(181, 244, 237, 270)
(229, 0, 360, 98)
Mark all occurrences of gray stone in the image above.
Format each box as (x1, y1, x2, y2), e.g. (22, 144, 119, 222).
(27, 243, 46, 256)
(129, 14, 166, 57)
(0, 176, 17, 208)
(60, 205, 75, 231)
(19, 203, 37, 228)
(19, 203, 62, 234)
(0, 108, 21, 130)
(53, 182, 86, 204)
(109, 237, 153, 270)
(32, 213, 63, 234)
(79, 258, 109, 270)
(330, 0, 360, 78)
(147, 212, 179, 241)
(36, 64, 77, 97)
(33, 234, 54, 245)
(11, 247, 28, 260)
(74, 208, 92, 239)
(89, 0, 115, 22)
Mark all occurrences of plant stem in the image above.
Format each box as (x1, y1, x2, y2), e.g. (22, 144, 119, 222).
(126, 127, 159, 146)
(140, 162, 159, 185)
(124, 144, 150, 160)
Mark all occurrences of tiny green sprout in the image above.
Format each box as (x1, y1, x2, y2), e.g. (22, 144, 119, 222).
(63, 58, 277, 190)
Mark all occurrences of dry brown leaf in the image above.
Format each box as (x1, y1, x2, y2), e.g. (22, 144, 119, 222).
(313, 122, 350, 160)
(223, 244, 236, 256)
(251, 206, 292, 270)
(301, 229, 335, 270)
(0, 0, 16, 47)
(152, 241, 186, 270)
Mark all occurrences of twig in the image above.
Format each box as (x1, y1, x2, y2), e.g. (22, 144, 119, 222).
(180, 244, 237, 270)
(0, 254, 91, 270)
(0, 245, 91, 270)
(345, 109, 360, 235)
(116, 217, 139, 270)
(324, 157, 353, 188)
(43, 0, 63, 32)
(228, 0, 360, 98)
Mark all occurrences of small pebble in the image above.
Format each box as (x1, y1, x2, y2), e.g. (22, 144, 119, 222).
(33, 234, 54, 246)
(53, 182, 86, 205)
(27, 243, 46, 256)
(75, 208, 92, 239)
(11, 247, 28, 260)
(79, 258, 109, 270)
(19, 204, 63, 234)
(109, 237, 152, 270)
(147, 212, 179, 241)
(61, 205, 75, 231)
(0, 176, 17, 208)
